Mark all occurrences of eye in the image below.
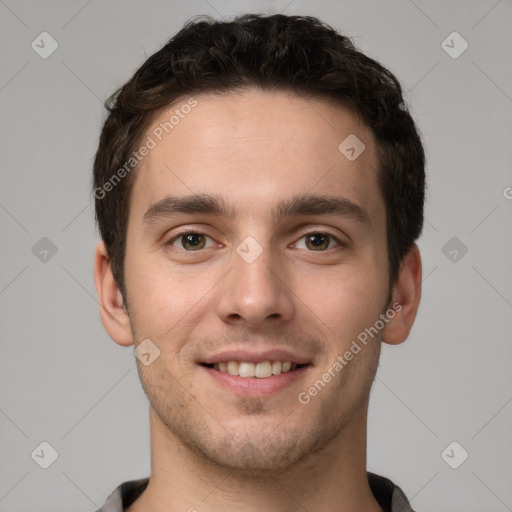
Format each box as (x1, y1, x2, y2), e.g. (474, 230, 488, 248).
(294, 232, 342, 251)
(167, 232, 215, 251)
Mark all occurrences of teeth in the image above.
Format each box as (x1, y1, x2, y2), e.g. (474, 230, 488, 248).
(238, 362, 255, 377)
(271, 361, 282, 375)
(227, 361, 239, 376)
(255, 361, 272, 378)
(214, 360, 300, 378)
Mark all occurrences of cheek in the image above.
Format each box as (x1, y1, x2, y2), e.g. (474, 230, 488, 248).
(295, 262, 388, 351)
(125, 253, 220, 335)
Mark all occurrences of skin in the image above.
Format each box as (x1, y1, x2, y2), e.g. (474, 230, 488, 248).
(94, 89, 422, 512)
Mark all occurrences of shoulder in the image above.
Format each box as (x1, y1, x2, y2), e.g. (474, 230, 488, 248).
(94, 477, 149, 512)
(368, 472, 417, 512)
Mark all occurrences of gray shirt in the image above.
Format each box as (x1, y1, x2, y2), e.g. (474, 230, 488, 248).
(95, 472, 416, 511)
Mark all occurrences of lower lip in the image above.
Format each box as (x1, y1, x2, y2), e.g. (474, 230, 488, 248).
(200, 365, 310, 397)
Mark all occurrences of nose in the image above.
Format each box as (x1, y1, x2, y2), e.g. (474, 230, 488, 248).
(216, 245, 295, 329)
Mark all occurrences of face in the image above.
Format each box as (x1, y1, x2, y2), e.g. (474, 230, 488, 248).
(122, 89, 391, 472)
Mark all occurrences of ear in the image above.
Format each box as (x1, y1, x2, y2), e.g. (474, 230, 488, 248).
(382, 243, 422, 345)
(93, 240, 133, 346)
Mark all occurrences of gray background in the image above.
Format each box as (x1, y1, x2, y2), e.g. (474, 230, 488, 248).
(1, 0, 511, 510)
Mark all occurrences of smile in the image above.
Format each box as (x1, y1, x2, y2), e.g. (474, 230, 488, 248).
(202, 360, 306, 378)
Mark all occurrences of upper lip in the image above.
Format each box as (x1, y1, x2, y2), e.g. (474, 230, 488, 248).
(199, 348, 312, 365)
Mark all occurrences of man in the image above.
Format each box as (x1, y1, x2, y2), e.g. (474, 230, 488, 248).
(93, 13, 424, 512)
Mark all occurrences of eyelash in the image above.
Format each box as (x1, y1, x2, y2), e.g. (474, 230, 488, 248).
(165, 229, 346, 252)
(165, 230, 217, 251)
(292, 230, 346, 251)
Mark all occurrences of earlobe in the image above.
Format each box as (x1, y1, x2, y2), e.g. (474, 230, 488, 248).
(93, 240, 133, 347)
(381, 243, 422, 345)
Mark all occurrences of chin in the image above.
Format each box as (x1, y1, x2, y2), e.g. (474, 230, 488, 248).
(168, 414, 344, 477)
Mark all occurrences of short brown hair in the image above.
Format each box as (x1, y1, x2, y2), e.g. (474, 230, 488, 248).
(93, 13, 425, 301)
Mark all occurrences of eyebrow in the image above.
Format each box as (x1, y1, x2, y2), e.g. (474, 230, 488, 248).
(142, 193, 372, 229)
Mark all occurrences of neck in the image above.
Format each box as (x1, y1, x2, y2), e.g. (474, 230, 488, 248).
(126, 406, 383, 512)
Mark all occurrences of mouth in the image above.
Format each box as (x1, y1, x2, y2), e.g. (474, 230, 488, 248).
(198, 350, 313, 397)
(200, 360, 309, 378)
(198, 349, 313, 396)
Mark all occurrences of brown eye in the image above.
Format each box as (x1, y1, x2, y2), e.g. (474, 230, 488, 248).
(169, 232, 213, 250)
(182, 233, 205, 250)
(305, 233, 330, 251)
(294, 232, 341, 251)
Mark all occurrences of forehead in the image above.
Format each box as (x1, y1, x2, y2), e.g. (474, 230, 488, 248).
(130, 89, 383, 224)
